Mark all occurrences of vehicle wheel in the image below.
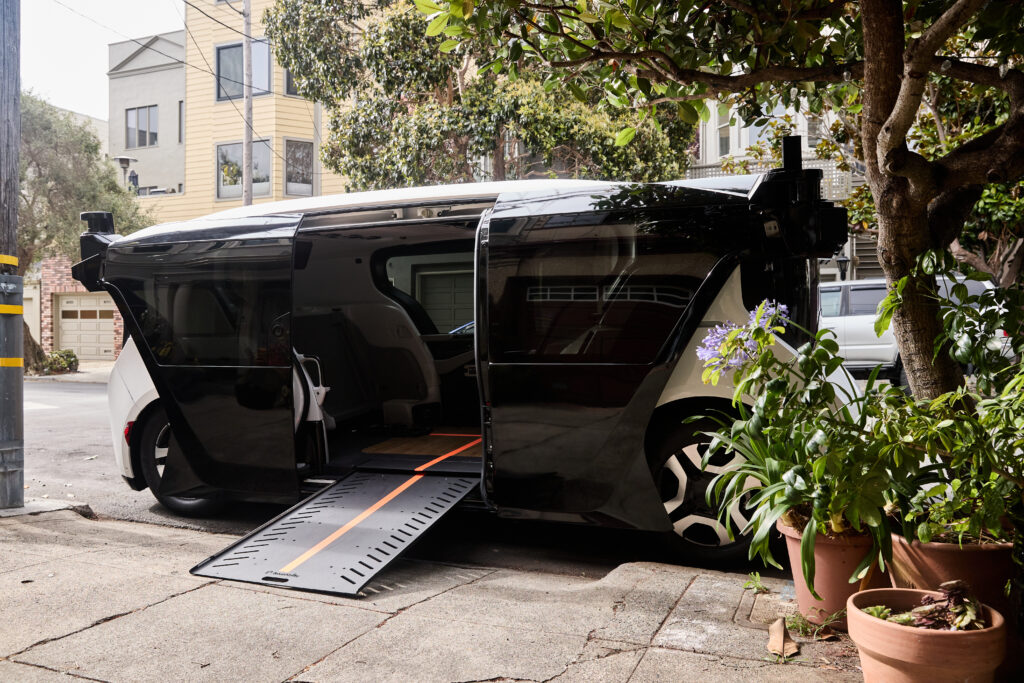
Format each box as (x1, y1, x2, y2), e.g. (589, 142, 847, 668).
(653, 420, 753, 564)
(138, 407, 225, 517)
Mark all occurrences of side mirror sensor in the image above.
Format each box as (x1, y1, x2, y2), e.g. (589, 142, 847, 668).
(80, 211, 114, 234)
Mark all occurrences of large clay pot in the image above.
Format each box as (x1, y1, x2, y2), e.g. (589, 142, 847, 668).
(889, 534, 1014, 619)
(777, 520, 888, 628)
(889, 534, 1019, 678)
(847, 588, 1006, 683)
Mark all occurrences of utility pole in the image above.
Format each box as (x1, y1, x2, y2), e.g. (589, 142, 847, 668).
(242, 0, 253, 206)
(0, 0, 23, 509)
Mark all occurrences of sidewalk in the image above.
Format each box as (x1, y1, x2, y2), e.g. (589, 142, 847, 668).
(0, 507, 861, 682)
(24, 360, 114, 384)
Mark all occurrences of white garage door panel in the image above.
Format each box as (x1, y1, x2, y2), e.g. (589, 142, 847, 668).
(57, 294, 117, 360)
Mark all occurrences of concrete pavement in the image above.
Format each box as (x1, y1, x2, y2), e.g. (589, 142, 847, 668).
(0, 508, 861, 682)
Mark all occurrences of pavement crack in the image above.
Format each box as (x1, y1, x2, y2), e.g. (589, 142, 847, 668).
(8, 580, 216, 659)
(285, 568, 498, 681)
(4, 659, 110, 682)
(649, 572, 696, 641)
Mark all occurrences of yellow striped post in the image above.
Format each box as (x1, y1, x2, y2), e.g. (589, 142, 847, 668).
(0, 271, 24, 508)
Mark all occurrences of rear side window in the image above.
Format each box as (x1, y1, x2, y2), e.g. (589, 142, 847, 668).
(487, 216, 716, 364)
(108, 239, 292, 366)
(848, 286, 886, 316)
(819, 288, 841, 317)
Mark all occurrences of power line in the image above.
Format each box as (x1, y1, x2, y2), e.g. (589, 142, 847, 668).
(169, 0, 328, 176)
(182, 0, 263, 42)
(184, 0, 319, 146)
(47, 0, 251, 90)
(48, 0, 327, 179)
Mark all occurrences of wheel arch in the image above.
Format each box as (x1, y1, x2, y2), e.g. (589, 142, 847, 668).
(127, 399, 165, 491)
(643, 396, 745, 469)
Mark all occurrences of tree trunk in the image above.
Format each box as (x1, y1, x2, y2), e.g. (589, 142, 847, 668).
(861, 0, 962, 399)
(22, 320, 44, 374)
(874, 204, 964, 398)
(492, 128, 506, 181)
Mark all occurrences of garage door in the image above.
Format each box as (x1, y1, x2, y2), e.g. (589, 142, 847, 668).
(417, 270, 473, 333)
(57, 293, 117, 360)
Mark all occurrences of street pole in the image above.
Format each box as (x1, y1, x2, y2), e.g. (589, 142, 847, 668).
(242, 0, 252, 206)
(0, 0, 23, 509)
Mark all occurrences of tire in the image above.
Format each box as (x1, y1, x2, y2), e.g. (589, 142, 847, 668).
(138, 407, 225, 517)
(653, 420, 753, 564)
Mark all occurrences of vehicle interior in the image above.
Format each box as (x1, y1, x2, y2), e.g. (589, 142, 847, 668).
(290, 209, 486, 478)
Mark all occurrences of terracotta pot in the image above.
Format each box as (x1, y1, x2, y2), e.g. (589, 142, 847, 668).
(889, 534, 1014, 619)
(847, 588, 1006, 683)
(889, 534, 1020, 678)
(777, 520, 888, 628)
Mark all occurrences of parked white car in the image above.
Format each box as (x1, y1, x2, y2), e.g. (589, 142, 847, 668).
(818, 276, 1006, 383)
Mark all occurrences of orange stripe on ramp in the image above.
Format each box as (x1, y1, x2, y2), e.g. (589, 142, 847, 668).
(415, 438, 482, 471)
(278, 436, 482, 574)
(280, 474, 424, 573)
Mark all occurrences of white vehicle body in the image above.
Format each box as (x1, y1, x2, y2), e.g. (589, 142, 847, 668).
(818, 276, 1010, 377)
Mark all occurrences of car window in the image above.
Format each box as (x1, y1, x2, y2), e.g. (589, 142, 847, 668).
(819, 288, 841, 317)
(849, 286, 886, 315)
(937, 277, 989, 304)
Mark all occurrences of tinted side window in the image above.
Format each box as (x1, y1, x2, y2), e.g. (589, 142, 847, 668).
(109, 239, 292, 366)
(488, 217, 717, 364)
(849, 286, 886, 315)
(819, 288, 841, 317)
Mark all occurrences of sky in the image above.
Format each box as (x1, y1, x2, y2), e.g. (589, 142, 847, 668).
(21, 0, 186, 120)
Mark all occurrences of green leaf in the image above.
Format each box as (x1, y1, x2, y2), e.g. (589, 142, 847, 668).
(426, 12, 450, 37)
(438, 39, 459, 53)
(801, 518, 821, 600)
(608, 11, 632, 30)
(676, 101, 699, 124)
(578, 11, 600, 23)
(414, 0, 444, 13)
(614, 127, 637, 146)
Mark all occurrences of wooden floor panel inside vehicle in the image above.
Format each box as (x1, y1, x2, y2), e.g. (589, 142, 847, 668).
(361, 431, 482, 457)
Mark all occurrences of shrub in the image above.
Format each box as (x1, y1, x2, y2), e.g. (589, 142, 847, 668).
(43, 349, 79, 374)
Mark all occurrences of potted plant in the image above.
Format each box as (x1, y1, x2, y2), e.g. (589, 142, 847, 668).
(696, 301, 911, 626)
(876, 259, 1024, 623)
(847, 581, 1006, 682)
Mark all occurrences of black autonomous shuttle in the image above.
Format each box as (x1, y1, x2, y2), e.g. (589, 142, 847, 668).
(74, 140, 846, 595)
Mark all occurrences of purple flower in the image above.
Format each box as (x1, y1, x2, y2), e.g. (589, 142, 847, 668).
(749, 301, 789, 328)
(697, 300, 789, 374)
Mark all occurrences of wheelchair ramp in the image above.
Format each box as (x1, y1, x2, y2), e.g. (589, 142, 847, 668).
(192, 466, 478, 596)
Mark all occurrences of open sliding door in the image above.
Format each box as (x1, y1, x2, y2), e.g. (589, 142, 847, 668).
(104, 228, 299, 499)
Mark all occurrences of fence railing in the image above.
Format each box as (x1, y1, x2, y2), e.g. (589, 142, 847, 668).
(686, 158, 858, 201)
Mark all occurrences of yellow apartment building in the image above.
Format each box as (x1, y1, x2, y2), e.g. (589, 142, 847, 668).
(139, 0, 346, 224)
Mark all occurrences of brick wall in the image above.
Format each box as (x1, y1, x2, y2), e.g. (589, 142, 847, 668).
(39, 256, 124, 357)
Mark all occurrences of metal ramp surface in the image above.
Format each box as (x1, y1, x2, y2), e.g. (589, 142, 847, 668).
(192, 434, 481, 596)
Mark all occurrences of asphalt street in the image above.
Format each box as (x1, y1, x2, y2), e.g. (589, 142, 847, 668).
(22, 380, 777, 579)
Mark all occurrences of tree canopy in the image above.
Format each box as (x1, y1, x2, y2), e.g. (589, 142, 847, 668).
(19, 93, 151, 275)
(265, 0, 694, 191)
(421, 0, 1024, 398)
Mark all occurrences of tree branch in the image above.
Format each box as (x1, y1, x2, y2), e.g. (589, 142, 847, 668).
(935, 111, 1024, 189)
(949, 238, 991, 274)
(937, 58, 1024, 103)
(543, 47, 864, 92)
(927, 184, 984, 248)
(876, 0, 987, 172)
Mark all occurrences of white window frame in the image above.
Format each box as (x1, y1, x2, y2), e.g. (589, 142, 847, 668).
(215, 39, 271, 101)
(125, 105, 158, 149)
(215, 139, 272, 200)
(283, 137, 315, 197)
